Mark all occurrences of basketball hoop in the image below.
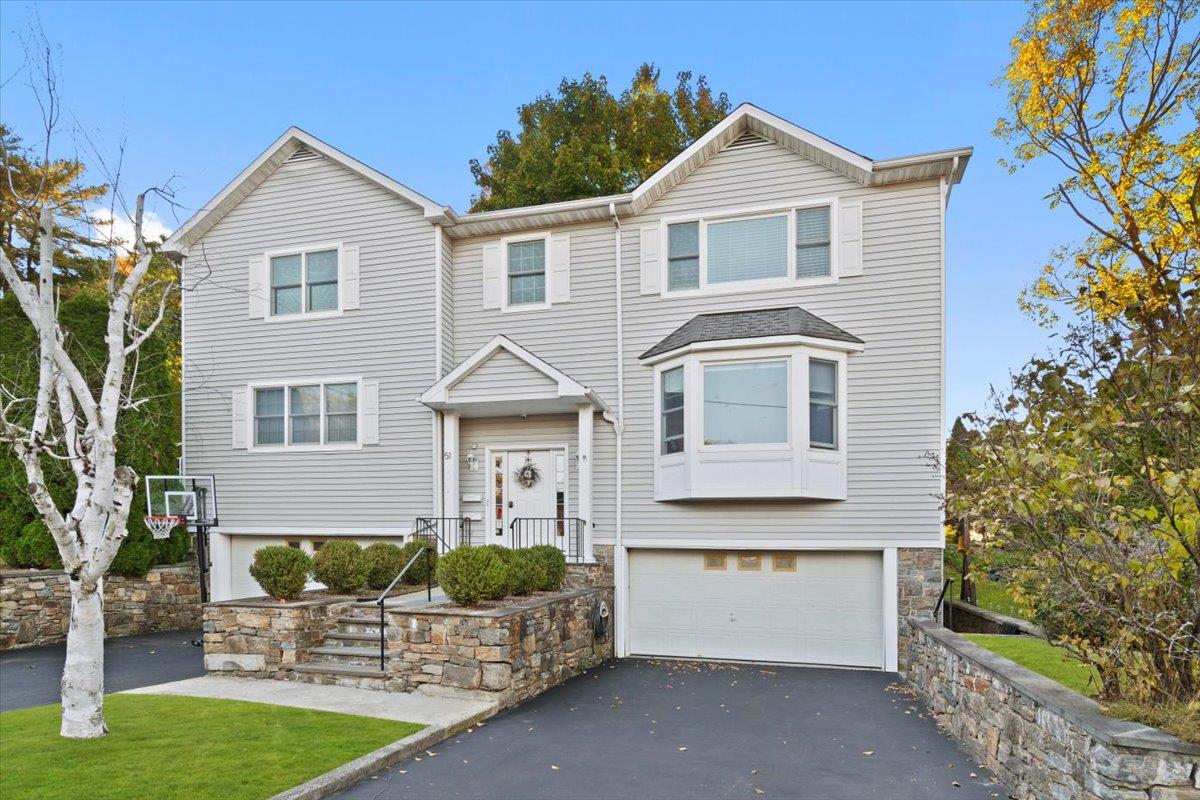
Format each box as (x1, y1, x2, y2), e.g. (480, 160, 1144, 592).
(145, 515, 185, 540)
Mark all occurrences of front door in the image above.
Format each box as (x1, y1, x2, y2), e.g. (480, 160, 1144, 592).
(495, 449, 557, 548)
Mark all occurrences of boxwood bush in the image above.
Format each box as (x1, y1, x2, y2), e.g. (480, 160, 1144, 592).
(363, 542, 405, 591)
(312, 540, 368, 594)
(437, 546, 509, 606)
(398, 539, 437, 585)
(526, 545, 568, 591)
(249, 546, 312, 602)
(481, 544, 532, 596)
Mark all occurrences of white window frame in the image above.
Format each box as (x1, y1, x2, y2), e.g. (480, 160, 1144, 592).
(698, 355, 791, 453)
(500, 232, 551, 313)
(264, 242, 344, 322)
(247, 376, 363, 452)
(658, 199, 839, 298)
(808, 358, 839, 450)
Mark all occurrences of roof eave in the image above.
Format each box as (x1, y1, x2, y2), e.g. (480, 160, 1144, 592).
(640, 333, 866, 365)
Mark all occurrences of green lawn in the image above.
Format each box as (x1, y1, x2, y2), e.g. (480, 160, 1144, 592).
(964, 633, 1101, 697)
(946, 566, 1032, 620)
(0, 694, 423, 800)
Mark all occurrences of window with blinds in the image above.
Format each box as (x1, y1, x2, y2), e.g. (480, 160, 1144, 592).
(707, 215, 789, 284)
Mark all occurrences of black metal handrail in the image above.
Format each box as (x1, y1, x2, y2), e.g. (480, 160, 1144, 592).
(508, 517, 587, 563)
(366, 546, 434, 671)
(934, 578, 953, 621)
(412, 516, 472, 553)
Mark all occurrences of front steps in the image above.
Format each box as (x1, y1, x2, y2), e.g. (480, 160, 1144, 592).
(287, 611, 396, 690)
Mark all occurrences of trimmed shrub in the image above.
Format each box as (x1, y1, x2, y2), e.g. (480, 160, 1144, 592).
(480, 544, 531, 596)
(312, 540, 368, 594)
(398, 539, 437, 586)
(364, 542, 406, 591)
(437, 546, 509, 606)
(249, 546, 312, 602)
(526, 545, 567, 591)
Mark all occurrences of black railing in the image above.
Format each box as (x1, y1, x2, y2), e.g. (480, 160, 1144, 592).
(412, 517, 472, 553)
(366, 546, 433, 671)
(509, 517, 587, 563)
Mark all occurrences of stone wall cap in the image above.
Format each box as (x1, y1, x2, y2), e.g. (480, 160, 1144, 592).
(911, 619, 1200, 756)
(1, 562, 194, 582)
(388, 586, 608, 619)
(204, 593, 358, 610)
(945, 599, 1045, 638)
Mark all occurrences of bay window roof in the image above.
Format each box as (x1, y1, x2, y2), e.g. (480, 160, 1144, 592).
(639, 306, 864, 362)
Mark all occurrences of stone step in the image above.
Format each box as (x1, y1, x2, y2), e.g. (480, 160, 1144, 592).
(310, 645, 383, 659)
(291, 662, 389, 679)
(336, 615, 382, 626)
(324, 630, 378, 643)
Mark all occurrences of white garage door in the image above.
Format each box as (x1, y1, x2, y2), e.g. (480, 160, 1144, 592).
(229, 536, 286, 599)
(628, 550, 884, 668)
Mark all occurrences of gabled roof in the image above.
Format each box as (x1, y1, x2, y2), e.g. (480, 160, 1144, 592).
(421, 335, 610, 413)
(162, 127, 455, 254)
(628, 103, 971, 215)
(640, 306, 865, 363)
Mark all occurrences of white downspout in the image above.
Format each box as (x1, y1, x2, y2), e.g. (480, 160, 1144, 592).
(607, 201, 626, 656)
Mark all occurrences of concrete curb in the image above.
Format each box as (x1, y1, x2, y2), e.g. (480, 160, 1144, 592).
(269, 700, 498, 800)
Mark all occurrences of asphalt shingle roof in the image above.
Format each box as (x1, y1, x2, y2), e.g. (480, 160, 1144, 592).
(639, 306, 863, 360)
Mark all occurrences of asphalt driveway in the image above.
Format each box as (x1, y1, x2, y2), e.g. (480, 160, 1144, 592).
(0, 629, 205, 711)
(336, 659, 1004, 800)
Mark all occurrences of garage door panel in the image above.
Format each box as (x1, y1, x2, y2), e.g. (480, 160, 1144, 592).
(628, 550, 884, 668)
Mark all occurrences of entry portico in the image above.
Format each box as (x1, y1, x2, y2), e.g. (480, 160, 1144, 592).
(420, 336, 610, 561)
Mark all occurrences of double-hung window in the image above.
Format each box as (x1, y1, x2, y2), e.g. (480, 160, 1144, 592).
(808, 360, 837, 448)
(795, 206, 831, 278)
(270, 248, 339, 316)
(253, 381, 358, 447)
(702, 360, 788, 446)
(667, 223, 699, 291)
(660, 366, 685, 454)
(507, 239, 546, 306)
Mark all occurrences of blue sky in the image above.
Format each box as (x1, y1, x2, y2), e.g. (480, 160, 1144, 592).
(0, 0, 1079, 427)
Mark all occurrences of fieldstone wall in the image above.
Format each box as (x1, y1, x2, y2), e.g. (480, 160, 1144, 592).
(897, 547, 942, 666)
(904, 619, 1199, 800)
(202, 595, 356, 676)
(944, 599, 1045, 638)
(387, 586, 613, 708)
(0, 563, 201, 650)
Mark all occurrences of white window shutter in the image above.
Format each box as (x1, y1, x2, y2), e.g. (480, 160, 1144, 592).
(639, 224, 661, 295)
(342, 244, 361, 310)
(839, 201, 863, 277)
(231, 388, 248, 449)
(548, 234, 571, 304)
(248, 255, 267, 318)
(482, 242, 502, 309)
(361, 379, 380, 445)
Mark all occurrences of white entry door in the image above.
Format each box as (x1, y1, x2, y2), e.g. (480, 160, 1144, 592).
(627, 549, 885, 668)
(499, 450, 557, 548)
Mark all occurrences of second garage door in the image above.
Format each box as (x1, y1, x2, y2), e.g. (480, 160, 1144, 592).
(627, 549, 884, 668)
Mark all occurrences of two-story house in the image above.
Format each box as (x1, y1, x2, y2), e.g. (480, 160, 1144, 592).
(163, 103, 969, 671)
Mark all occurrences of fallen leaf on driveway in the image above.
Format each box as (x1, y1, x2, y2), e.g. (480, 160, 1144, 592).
(551, 765, 559, 771)
(678, 746, 687, 751)
(862, 751, 875, 756)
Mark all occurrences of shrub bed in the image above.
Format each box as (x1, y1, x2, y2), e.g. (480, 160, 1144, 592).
(397, 539, 437, 585)
(436, 545, 568, 606)
(363, 543, 405, 591)
(312, 541, 367, 594)
(249, 546, 312, 602)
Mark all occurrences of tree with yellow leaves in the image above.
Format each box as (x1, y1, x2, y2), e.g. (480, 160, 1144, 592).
(995, 0, 1198, 332)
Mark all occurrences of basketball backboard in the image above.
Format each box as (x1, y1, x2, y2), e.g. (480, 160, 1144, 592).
(145, 474, 219, 526)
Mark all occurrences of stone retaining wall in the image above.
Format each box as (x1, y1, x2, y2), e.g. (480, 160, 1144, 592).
(388, 586, 613, 707)
(0, 563, 201, 650)
(202, 595, 357, 675)
(897, 547, 943, 665)
(903, 619, 1199, 800)
(944, 599, 1045, 638)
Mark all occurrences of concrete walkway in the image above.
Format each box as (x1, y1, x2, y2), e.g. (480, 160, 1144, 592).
(125, 675, 497, 727)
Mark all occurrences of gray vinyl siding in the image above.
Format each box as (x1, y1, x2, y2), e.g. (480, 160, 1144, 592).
(439, 231, 455, 376)
(449, 135, 944, 547)
(182, 153, 437, 531)
(448, 351, 558, 402)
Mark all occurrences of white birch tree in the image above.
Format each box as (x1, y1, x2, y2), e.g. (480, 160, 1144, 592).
(0, 40, 179, 738)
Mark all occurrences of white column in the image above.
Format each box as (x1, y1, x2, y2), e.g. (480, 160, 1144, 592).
(883, 547, 899, 673)
(577, 405, 594, 562)
(442, 411, 460, 520)
(209, 532, 233, 602)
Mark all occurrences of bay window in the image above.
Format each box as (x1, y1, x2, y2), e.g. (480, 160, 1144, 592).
(702, 361, 788, 445)
(660, 366, 685, 454)
(809, 360, 837, 448)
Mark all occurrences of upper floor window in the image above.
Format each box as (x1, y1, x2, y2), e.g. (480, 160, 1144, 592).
(253, 381, 358, 447)
(795, 207, 831, 278)
(507, 239, 546, 306)
(271, 249, 338, 315)
(703, 360, 788, 446)
(660, 366, 685, 454)
(667, 223, 699, 291)
(660, 202, 835, 294)
(808, 359, 837, 449)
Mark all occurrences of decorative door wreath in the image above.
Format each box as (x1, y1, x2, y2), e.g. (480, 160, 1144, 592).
(514, 456, 541, 489)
